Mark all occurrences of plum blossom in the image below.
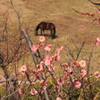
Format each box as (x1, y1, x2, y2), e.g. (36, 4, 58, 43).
(40, 80, 45, 84)
(44, 56, 52, 66)
(80, 69, 87, 77)
(39, 36, 45, 42)
(34, 72, 41, 80)
(94, 71, 100, 78)
(79, 60, 86, 67)
(37, 64, 43, 72)
(44, 44, 52, 51)
(51, 55, 60, 62)
(54, 55, 60, 61)
(19, 65, 27, 74)
(73, 79, 81, 88)
(65, 68, 73, 76)
(57, 78, 64, 85)
(56, 97, 62, 100)
(56, 46, 63, 55)
(82, 77, 88, 82)
(73, 61, 80, 67)
(17, 89, 23, 95)
(31, 45, 39, 53)
(37, 61, 44, 72)
(66, 82, 71, 87)
(48, 65, 54, 72)
(30, 88, 38, 95)
(42, 85, 47, 89)
(39, 43, 44, 46)
(95, 38, 100, 47)
(61, 63, 68, 67)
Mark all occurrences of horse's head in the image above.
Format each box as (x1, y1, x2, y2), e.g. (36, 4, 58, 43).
(34, 29, 38, 36)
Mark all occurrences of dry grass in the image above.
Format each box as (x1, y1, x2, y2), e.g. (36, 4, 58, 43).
(0, 0, 100, 73)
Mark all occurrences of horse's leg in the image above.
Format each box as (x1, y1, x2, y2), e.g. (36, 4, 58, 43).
(51, 29, 55, 39)
(50, 30, 53, 38)
(52, 28, 56, 39)
(43, 29, 45, 36)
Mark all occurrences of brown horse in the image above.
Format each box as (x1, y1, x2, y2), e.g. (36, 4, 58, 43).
(34, 21, 56, 39)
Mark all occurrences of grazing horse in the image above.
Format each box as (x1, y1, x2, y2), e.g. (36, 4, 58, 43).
(34, 21, 56, 39)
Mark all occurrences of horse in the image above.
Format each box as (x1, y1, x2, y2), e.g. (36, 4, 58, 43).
(34, 21, 56, 39)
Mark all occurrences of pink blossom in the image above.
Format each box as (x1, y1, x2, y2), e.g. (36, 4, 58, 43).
(37, 64, 43, 72)
(48, 44, 52, 48)
(96, 42, 100, 47)
(58, 46, 63, 51)
(65, 68, 72, 73)
(55, 55, 60, 61)
(31, 45, 39, 53)
(44, 44, 52, 51)
(95, 38, 100, 47)
(98, 11, 100, 14)
(42, 85, 47, 89)
(44, 59, 51, 66)
(44, 56, 52, 66)
(40, 79, 48, 85)
(61, 63, 68, 67)
(73, 79, 81, 88)
(33, 70, 37, 74)
(57, 78, 64, 85)
(39, 36, 45, 42)
(51, 55, 60, 61)
(94, 71, 100, 78)
(56, 46, 63, 55)
(82, 77, 88, 82)
(34, 72, 41, 80)
(79, 60, 86, 67)
(65, 68, 73, 76)
(73, 61, 80, 67)
(66, 82, 71, 87)
(80, 69, 87, 77)
(56, 97, 62, 100)
(44, 46, 50, 51)
(30, 88, 38, 95)
(39, 43, 44, 46)
(96, 38, 100, 42)
(48, 65, 54, 72)
(19, 65, 27, 74)
(40, 80, 45, 84)
(17, 89, 23, 95)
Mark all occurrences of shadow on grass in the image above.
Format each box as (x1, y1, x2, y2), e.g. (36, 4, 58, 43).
(35, 34, 58, 39)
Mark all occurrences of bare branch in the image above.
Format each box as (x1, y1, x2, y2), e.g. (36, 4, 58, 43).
(88, 0, 100, 5)
(10, 0, 21, 30)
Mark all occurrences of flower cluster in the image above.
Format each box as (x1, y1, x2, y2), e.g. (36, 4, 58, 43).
(18, 36, 100, 100)
(94, 71, 100, 78)
(19, 65, 27, 74)
(57, 60, 87, 89)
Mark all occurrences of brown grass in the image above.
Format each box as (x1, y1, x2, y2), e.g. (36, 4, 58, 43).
(0, 0, 100, 72)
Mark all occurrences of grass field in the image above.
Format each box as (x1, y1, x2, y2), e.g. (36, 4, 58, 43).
(0, 0, 100, 73)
